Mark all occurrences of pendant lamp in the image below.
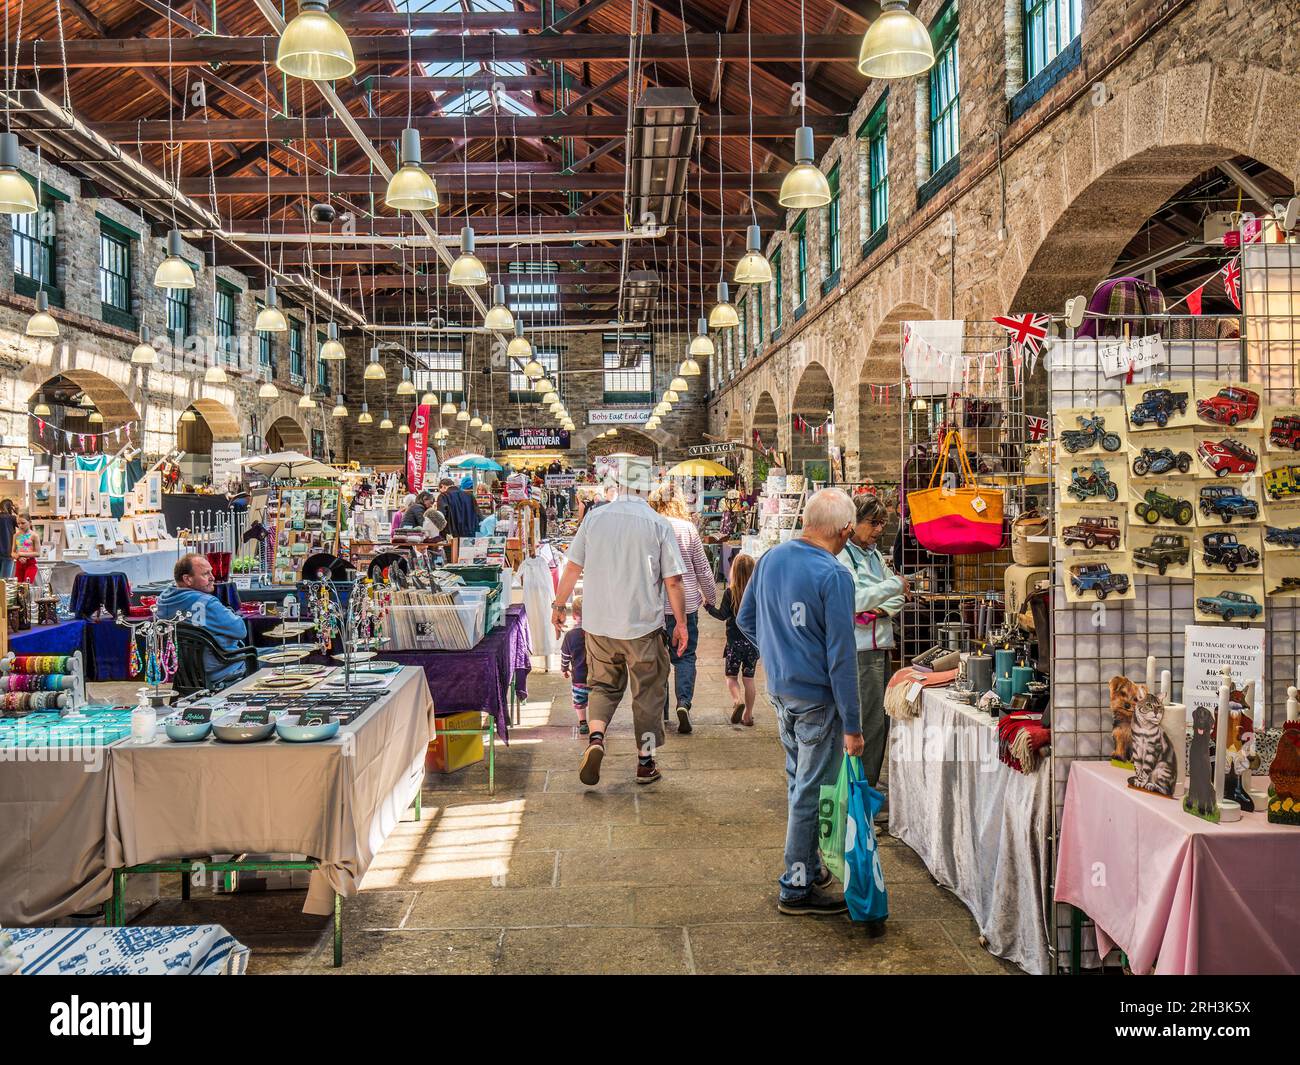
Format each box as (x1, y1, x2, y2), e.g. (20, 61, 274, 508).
(536, 377, 555, 396)
(364, 347, 386, 381)
(357, 403, 372, 425)
(669, 376, 688, 393)
(26, 291, 59, 337)
(319, 321, 345, 359)
(420, 391, 437, 407)
(687, 318, 713, 360)
(33, 400, 51, 417)
(664, 389, 680, 404)
(277, 0, 356, 81)
(332, 395, 348, 418)
(654, 401, 670, 416)
(779, 127, 832, 209)
(456, 402, 470, 422)
(385, 129, 439, 212)
(708, 282, 740, 328)
(440, 393, 457, 415)
(179, 408, 196, 423)
(734, 225, 773, 285)
(484, 284, 514, 330)
(129, 325, 158, 364)
(396, 366, 416, 396)
(449, 227, 488, 288)
(299, 392, 317, 409)
(380, 410, 394, 430)
(88, 410, 104, 425)
(857, 0, 935, 79)
(398, 423, 410, 435)
(469, 411, 482, 428)
(480, 419, 493, 433)
(507, 321, 533, 360)
(154, 230, 195, 289)
(0, 133, 37, 215)
(256, 285, 287, 332)
(205, 363, 228, 384)
(259, 380, 279, 399)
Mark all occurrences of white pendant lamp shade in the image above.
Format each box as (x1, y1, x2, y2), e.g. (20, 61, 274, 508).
(179, 408, 196, 423)
(484, 284, 514, 330)
(679, 357, 702, 376)
(779, 127, 832, 209)
(536, 377, 555, 396)
(654, 401, 670, 416)
(420, 391, 437, 406)
(669, 377, 689, 393)
(154, 230, 196, 289)
(364, 347, 386, 381)
(664, 389, 680, 404)
(385, 128, 439, 212)
(33, 400, 51, 417)
(481, 420, 493, 434)
(299, 392, 317, 409)
(380, 411, 394, 430)
(358, 402, 372, 425)
(646, 417, 660, 429)
(709, 282, 740, 328)
(470, 411, 482, 428)
(205, 363, 228, 384)
(687, 317, 714, 358)
(332, 396, 349, 418)
(277, 0, 356, 82)
(440, 393, 457, 416)
(398, 423, 410, 435)
(734, 225, 773, 285)
(88, 410, 104, 425)
(0, 133, 37, 216)
(259, 380, 280, 399)
(508, 321, 533, 361)
(396, 366, 416, 396)
(319, 321, 345, 359)
(449, 227, 488, 288)
(130, 325, 158, 364)
(858, 0, 935, 79)
(456, 403, 470, 422)
(25, 291, 59, 337)
(256, 285, 287, 332)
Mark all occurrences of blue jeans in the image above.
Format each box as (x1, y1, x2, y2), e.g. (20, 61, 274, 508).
(664, 611, 699, 709)
(773, 696, 844, 901)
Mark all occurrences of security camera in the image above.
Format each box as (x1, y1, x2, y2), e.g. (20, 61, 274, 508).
(310, 202, 337, 224)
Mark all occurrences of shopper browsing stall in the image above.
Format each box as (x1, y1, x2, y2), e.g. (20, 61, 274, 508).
(438, 476, 481, 538)
(12, 516, 40, 584)
(156, 553, 252, 691)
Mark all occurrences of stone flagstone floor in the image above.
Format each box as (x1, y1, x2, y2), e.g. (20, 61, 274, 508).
(113, 610, 1021, 975)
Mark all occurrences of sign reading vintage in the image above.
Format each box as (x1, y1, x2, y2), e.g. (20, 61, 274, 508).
(497, 427, 570, 450)
(687, 443, 736, 457)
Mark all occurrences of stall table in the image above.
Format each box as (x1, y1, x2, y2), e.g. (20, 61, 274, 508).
(104, 665, 434, 966)
(888, 687, 1052, 974)
(5, 924, 249, 975)
(8, 619, 87, 656)
(50, 548, 179, 596)
(1055, 760, 1300, 975)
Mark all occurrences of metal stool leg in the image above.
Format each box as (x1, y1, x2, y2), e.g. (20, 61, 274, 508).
(333, 893, 343, 968)
(487, 715, 496, 796)
(1070, 905, 1082, 975)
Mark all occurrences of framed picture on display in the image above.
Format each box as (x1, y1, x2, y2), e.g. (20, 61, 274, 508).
(69, 473, 86, 516)
(146, 473, 162, 511)
(85, 474, 100, 516)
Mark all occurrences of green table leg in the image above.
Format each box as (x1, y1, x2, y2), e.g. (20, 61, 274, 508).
(333, 892, 343, 968)
(413, 787, 422, 822)
(488, 714, 496, 796)
(1070, 905, 1082, 975)
(109, 870, 126, 926)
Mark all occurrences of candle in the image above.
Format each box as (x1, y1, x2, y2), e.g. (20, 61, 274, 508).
(1212, 679, 1230, 806)
(1011, 665, 1034, 696)
(995, 677, 1014, 705)
(1160, 669, 1172, 703)
(1146, 655, 1157, 694)
(1289, 687, 1299, 724)
(1162, 703, 1187, 795)
(994, 649, 1015, 680)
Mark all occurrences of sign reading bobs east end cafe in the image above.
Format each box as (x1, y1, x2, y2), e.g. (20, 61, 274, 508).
(588, 408, 653, 425)
(497, 427, 571, 450)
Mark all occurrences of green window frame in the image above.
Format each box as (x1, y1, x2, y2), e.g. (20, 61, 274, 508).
(738, 298, 748, 365)
(863, 97, 889, 236)
(165, 286, 190, 340)
(771, 248, 783, 330)
(929, 3, 960, 176)
(215, 282, 237, 361)
(755, 285, 765, 349)
(317, 333, 330, 393)
(825, 164, 841, 277)
(793, 214, 808, 308)
(1024, 0, 1082, 81)
(99, 228, 132, 315)
(289, 319, 305, 382)
(13, 198, 57, 294)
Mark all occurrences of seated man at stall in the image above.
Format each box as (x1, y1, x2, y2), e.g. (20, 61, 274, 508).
(157, 553, 252, 690)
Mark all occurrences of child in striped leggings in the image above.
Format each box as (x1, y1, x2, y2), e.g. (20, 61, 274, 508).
(560, 595, 590, 734)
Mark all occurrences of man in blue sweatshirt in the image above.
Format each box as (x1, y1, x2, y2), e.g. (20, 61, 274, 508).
(738, 488, 864, 916)
(156, 553, 252, 691)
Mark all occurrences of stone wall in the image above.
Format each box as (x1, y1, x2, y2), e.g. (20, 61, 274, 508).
(706, 0, 1300, 485)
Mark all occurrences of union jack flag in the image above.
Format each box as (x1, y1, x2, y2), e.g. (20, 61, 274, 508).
(1026, 415, 1049, 442)
(1220, 258, 1242, 310)
(992, 312, 1049, 356)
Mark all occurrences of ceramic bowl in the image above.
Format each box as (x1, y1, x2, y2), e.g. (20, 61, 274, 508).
(164, 720, 212, 742)
(275, 715, 340, 743)
(211, 714, 276, 743)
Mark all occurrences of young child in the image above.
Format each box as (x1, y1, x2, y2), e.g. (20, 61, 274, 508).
(560, 595, 590, 734)
(706, 553, 760, 726)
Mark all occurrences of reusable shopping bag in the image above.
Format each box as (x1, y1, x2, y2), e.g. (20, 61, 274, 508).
(817, 756, 852, 882)
(843, 757, 889, 924)
(906, 429, 1005, 555)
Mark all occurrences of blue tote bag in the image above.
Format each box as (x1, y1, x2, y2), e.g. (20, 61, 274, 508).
(843, 757, 889, 924)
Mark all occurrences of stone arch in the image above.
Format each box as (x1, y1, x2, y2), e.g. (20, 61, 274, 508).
(791, 361, 836, 481)
(572, 424, 676, 456)
(27, 369, 140, 454)
(724, 408, 744, 440)
(266, 415, 310, 453)
(184, 398, 241, 443)
(858, 302, 934, 483)
(258, 396, 312, 453)
(1008, 60, 1300, 312)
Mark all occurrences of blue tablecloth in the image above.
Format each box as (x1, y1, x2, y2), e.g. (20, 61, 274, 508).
(5, 925, 249, 975)
(8, 619, 86, 657)
(87, 617, 131, 681)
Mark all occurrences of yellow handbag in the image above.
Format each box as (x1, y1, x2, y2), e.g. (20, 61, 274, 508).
(906, 429, 1006, 555)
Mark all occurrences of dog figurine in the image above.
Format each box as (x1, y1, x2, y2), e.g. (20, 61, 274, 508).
(1183, 704, 1218, 819)
(1110, 675, 1142, 764)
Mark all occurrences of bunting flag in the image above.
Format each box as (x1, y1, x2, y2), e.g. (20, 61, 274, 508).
(1221, 258, 1242, 310)
(1026, 415, 1049, 442)
(1186, 283, 1205, 316)
(28, 414, 136, 451)
(993, 312, 1049, 357)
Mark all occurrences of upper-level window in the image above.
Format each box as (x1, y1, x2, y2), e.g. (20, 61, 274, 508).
(165, 286, 190, 340)
(13, 197, 56, 293)
(793, 214, 808, 307)
(289, 319, 305, 381)
(929, 3, 960, 175)
(316, 334, 330, 393)
(99, 228, 131, 313)
(738, 297, 748, 365)
(860, 96, 889, 239)
(1024, 0, 1082, 81)
(771, 248, 783, 330)
(416, 343, 467, 401)
(507, 262, 559, 316)
(257, 302, 274, 371)
(754, 285, 765, 350)
(216, 282, 237, 362)
(825, 164, 841, 277)
(602, 334, 652, 401)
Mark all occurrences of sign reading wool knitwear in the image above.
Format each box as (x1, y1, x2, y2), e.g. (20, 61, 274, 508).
(406, 404, 433, 492)
(497, 427, 570, 450)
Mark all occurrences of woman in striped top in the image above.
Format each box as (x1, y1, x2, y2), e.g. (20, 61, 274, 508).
(649, 482, 718, 735)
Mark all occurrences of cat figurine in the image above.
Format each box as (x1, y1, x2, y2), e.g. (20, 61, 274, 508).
(1183, 704, 1219, 820)
(1109, 675, 1141, 764)
(1126, 692, 1177, 798)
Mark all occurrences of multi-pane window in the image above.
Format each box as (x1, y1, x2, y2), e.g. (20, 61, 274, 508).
(418, 345, 466, 401)
(755, 285, 764, 350)
(13, 199, 56, 291)
(793, 214, 808, 308)
(771, 248, 783, 330)
(601, 334, 652, 400)
(738, 298, 748, 366)
(862, 97, 889, 237)
(216, 283, 237, 361)
(1024, 0, 1082, 81)
(257, 303, 274, 370)
(317, 334, 330, 393)
(289, 319, 305, 382)
(507, 262, 559, 316)
(165, 286, 190, 340)
(929, 3, 960, 175)
(99, 229, 131, 313)
(825, 165, 841, 278)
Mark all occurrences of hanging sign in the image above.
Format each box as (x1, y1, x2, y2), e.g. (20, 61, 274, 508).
(406, 404, 433, 492)
(1098, 334, 1167, 378)
(687, 443, 736, 457)
(588, 408, 653, 425)
(497, 427, 570, 450)
(545, 473, 577, 488)
(210, 442, 243, 491)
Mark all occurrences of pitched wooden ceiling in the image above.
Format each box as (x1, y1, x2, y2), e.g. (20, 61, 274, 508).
(8, 0, 877, 326)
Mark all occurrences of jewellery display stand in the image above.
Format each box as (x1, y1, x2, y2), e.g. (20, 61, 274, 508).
(115, 605, 189, 707)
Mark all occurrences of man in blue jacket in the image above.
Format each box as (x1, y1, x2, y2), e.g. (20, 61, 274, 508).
(156, 553, 251, 690)
(738, 488, 864, 916)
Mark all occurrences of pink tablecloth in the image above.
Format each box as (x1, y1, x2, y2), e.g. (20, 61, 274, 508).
(1055, 760, 1300, 974)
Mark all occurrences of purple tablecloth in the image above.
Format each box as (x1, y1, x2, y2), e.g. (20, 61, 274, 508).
(377, 605, 530, 743)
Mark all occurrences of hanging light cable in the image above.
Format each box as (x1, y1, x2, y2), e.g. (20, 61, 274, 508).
(735, 15, 772, 285)
(780, 0, 832, 209)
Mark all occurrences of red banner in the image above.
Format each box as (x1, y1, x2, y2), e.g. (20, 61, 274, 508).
(406, 404, 433, 491)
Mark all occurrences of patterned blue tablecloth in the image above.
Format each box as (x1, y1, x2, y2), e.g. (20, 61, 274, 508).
(5, 925, 249, 975)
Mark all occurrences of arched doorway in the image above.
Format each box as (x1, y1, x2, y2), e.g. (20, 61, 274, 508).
(176, 398, 242, 486)
(751, 391, 780, 484)
(266, 415, 310, 454)
(791, 362, 836, 484)
(28, 370, 140, 457)
(586, 428, 656, 462)
(859, 304, 933, 483)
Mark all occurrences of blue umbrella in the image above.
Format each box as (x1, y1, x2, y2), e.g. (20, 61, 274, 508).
(446, 453, 503, 472)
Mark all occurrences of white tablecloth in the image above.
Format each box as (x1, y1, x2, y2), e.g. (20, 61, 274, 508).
(888, 687, 1053, 974)
(50, 547, 179, 594)
(6, 924, 248, 974)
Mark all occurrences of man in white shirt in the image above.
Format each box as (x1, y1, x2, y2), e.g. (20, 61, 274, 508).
(552, 456, 689, 787)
